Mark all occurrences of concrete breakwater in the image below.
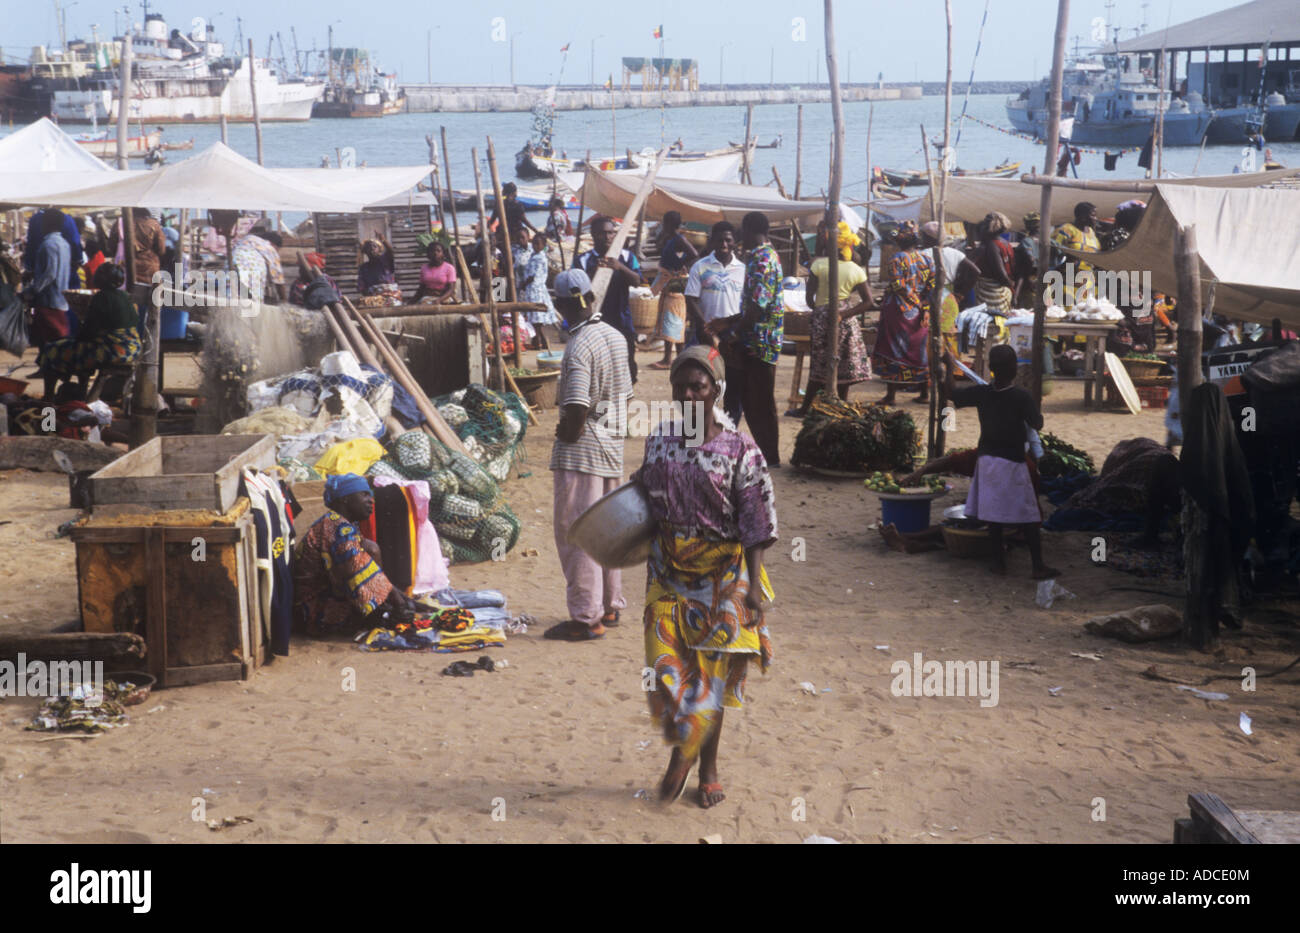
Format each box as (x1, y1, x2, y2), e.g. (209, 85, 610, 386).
(400, 84, 923, 113)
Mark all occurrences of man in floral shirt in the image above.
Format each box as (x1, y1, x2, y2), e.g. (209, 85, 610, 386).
(707, 211, 783, 466)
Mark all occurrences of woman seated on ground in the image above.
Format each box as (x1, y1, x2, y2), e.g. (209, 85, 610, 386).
(632, 345, 776, 810)
(293, 474, 417, 636)
(414, 241, 458, 304)
(518, 231, 559, 347)
(797, 220, 874, 415)
(35, 262, 140, 400)
(356, 236, 398, 297)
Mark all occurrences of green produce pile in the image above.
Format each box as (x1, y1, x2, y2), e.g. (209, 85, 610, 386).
(791, 394, 920, 473)
(1038, 432, 1096, 478)
(863, 472, 946, 494)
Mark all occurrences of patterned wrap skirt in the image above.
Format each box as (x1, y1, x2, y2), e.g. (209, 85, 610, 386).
(809, 300, 872, 385)
(975, 277, 1013, 313)
(644, 527, 774, 759)
(36, 328, 142, 380)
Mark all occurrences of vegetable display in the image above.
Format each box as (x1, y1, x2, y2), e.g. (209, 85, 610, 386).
(1037, 432, 1096, 478)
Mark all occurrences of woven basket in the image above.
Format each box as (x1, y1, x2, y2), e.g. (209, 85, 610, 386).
(630, 294, 659, 332)
(1121, 358, 1166, 380)
(512, 370, 560, 410)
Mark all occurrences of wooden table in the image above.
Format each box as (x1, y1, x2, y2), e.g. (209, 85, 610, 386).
(783, 334, 811, 410)
(974, 321, 1118, 410)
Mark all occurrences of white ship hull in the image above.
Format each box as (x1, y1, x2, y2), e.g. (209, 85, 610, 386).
(51, 58, 322, 124)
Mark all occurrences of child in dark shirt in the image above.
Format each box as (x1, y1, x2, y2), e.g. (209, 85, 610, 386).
(944, 345, 1060, 579)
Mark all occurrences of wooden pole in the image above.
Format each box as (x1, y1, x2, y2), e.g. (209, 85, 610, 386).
(929, 0, 954, 459)
(588, 148, 669, 315)
(741, 102, 754, 184)
(573, 149, 591, 258)
(865, 101, 874, 200)
(470, 146, 505, 391)
(485, 136, 522, 367)
(772, 167, 802, 274)
(1174, 223, 1208, 649)
(1031, 0, 1071, 404)
(426, 133, 445, 228)
(440, 126, 469, 302)
(115, 33, 132, 170)
(366, 301, 548, 319)
(248, 40, 264, 166)
(1017, 174, 1164, 193)
(920, 125, 938, 221)
(823, 0, 844, 392)
(552, 172, 567, 269)
(794, 104, 803, 198)
(1155, 47, 1166, 179)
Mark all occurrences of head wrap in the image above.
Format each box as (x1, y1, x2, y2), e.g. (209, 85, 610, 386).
(670, 345, 726, 386)
(834, 221, 860, 261)
(1023, 211, 1040, 228)
(984, 212, 1011, 236)
(893, 219, 919, 247)
(324, 473, 369, 507)
(920, 221, 941, 243)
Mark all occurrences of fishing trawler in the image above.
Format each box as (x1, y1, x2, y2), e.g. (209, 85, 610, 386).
(36, 11, 322, 123)
(312, 48, 405, 118)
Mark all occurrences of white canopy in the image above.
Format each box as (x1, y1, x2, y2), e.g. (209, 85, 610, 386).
(0, 142, 390, 212)
(931, 167, 1300, 229)
(1059, 184, 1300, 328)
(0, 117, 111, 173)
(279, 165, 440, 210)
(556, 150, 744, 195)
(578, 167, 829, 226)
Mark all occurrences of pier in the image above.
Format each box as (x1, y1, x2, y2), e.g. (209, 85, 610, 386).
(399, 83, 924, 113)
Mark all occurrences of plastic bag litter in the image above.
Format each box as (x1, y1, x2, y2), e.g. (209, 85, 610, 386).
(1035, 579, 1076, 609)
(1239, 712, 1253, 735)
(1175, 685, 1229, 701)
(0, 293, 30, 355)
(798, 681, 817, 695)
(803, 834, 841, 844)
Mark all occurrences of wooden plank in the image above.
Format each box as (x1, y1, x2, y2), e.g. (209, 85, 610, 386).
(1235, 810, 1300, 845)
(89, 436, 163, 479)
(70, 526, 243, 544)
(0, 632, 147, 665)
(162, 434, 274, 475)
(212, 435, 277, 513)
(164, 662, 244, 688)
(1187, 793, 1262, 844)
(144, 528, 167, 688)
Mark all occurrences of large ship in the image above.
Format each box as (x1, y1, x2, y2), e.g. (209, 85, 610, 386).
(30, 12, 322, 123)
(312, 47, 404, 118)
(1007, 53, 1211, 148)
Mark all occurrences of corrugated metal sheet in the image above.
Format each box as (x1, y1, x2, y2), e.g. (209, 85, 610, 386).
(1116, 0, 1300, 52)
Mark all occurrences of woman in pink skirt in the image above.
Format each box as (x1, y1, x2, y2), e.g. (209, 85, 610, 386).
(943, 345, 1060, 579)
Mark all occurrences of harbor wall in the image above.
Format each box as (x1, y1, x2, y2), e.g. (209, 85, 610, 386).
(399, 84, 924, 113)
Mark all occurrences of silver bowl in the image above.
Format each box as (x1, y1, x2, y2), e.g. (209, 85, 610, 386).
(567, 481, 657, 568)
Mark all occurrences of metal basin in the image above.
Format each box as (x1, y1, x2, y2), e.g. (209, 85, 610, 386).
(567, 481, 657, 568)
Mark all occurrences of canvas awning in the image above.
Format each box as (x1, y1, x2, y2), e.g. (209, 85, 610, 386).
(1057, 184, 1300, 328)
(0, 117, 112, 173)
(577, 166, 829, 226)
(279, 165, 440, 210)
(0, 142, 379, 212)
(931, 167, 1300, 229)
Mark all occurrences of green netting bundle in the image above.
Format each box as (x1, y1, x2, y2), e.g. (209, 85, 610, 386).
(432, 384, 529, 477)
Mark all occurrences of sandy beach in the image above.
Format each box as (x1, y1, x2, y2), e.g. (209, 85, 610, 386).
(1, 346, 1298, 845)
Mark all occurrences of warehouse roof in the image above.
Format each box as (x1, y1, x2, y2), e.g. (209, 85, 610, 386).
(1115, 0, 1300, 53)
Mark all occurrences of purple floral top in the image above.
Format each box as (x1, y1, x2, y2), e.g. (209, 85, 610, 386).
(634, 423, 778, 550)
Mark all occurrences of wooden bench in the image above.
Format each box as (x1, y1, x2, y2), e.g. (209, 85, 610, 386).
(1175, 792, 1300, 844)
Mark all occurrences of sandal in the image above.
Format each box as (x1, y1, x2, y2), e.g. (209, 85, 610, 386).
(600, 610, 620, 627)
(542, 619, 604, 641)
(697, 782, 726, 809)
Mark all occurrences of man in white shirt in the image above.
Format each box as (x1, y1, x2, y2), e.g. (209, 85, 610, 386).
(683, 221, 746, 342)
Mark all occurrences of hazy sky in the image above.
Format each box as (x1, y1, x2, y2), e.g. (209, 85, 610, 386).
(4, 0, 1247, 85)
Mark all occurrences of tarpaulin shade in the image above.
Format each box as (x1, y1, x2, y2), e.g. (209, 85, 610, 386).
(1057, 184, 1300, 328)
(0, 117, 112, 173)
(577, 166, 829, 226)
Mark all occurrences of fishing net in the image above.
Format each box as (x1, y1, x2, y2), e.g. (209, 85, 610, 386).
(790, 393, 921, 473)
(431, 384, 530, 483)
(368, 429, 521, 565)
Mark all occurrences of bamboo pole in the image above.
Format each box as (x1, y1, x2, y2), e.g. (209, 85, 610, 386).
(741, 102, 754, 184)
(248, 40, 264, 166)
(440, 126, 470, 302)
(341, 295, 475, 452)
(865, 101, 874, 199)
(470, 146, 505, 391)
(588, 149, 669, 315)
(366, 302, 547, 319)
(929, 0, 954, 460)
(823, 0, 844, 391)
(1031, 0, 1071, 405)
(572, 149, 591, 258)
(794, 104, 803, 199)
(920, 125, 938, 221)
(485, 136, 522, 367)
(425, 132, 445, 228)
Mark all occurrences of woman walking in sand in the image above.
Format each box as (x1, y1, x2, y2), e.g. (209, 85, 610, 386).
(632, 345, 776, 808)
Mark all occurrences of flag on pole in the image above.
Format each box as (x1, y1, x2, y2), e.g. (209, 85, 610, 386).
(604, 75, 612, 90)
(652, 25, 663, 39)
(560, 43, 571, 53)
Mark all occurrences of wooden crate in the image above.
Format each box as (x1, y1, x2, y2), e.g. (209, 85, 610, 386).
(88, 434, 275, 513)
(314, 205, 434, 302)
(70, 507, 263, 688)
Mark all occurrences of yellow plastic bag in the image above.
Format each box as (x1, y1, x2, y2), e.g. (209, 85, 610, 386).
(314, 437, 387, 477)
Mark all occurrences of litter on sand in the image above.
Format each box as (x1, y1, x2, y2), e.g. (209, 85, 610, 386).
(798, 682, 817, 695)
(1070, 651, 1104, 661)
(803, 834, 841, 844)
(1035, 580, 1076, 609)
(1239, 712, 1254, 735)
(1048, 686, 1064, 697)
(1174, 685, 1229, 701)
